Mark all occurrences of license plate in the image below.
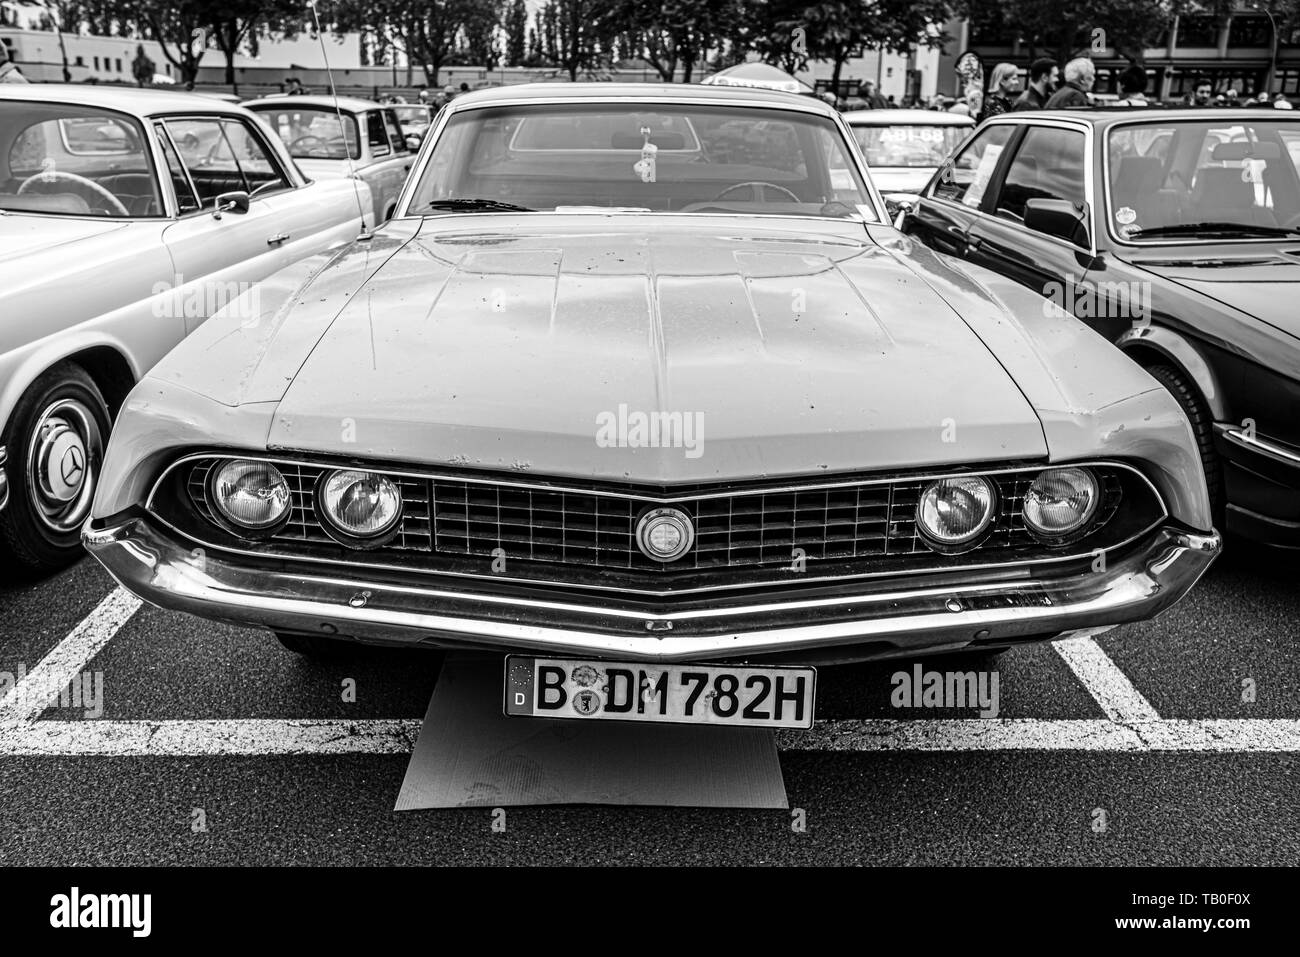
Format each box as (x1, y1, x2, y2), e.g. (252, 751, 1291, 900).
(504, 656, 816, 729)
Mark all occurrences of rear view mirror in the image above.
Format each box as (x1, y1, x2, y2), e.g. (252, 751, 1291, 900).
(883, 192, 917, 229)
(1024, 197, 1089, 247)
(213, 190, 250, 219)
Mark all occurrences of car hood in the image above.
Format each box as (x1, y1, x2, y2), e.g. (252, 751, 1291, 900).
(1136, 252, 1300, 340)
(0, 214, 131, 264)
(259, 218, 1047, 483)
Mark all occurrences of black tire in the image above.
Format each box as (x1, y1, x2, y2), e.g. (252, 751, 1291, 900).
(1145, 363, 1224, 522)
(0, 362, 111, 575)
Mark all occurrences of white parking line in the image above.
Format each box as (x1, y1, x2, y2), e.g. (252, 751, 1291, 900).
(0, 716, 1298, 755)
(1052, 635, 1161, 722)
(0, 587, 141, 723)
(2, 585, 1297, 757)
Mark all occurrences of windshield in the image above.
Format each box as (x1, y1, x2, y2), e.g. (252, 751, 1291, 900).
(406, 103, 876, 219)
(1107, 118, 1300, 241)
(393, 106, 432, 126)
(852, 124, 969, 168)
(249, 106, 360, 161)
(1, 102, 161, 217)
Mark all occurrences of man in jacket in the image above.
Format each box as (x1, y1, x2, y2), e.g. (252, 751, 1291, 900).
(1044, 58, 1095, 109)
(1013, 58, 1058, 111)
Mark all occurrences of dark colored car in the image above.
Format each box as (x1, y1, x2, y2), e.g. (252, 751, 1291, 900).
(901, 109, 1300, 547)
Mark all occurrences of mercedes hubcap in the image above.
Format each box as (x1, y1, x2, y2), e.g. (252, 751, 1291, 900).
(27, 398, 102, 534)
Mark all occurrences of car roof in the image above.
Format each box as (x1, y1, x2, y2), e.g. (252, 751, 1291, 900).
(444, 82, 841, 117)
(243, 94, 381, 114)
(0, 83, 251, 118)
(843, 109, 974, 126)
(985, 107, 1300, 128)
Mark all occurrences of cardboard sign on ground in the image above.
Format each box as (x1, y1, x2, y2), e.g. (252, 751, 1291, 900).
(395, 655, 789, 809)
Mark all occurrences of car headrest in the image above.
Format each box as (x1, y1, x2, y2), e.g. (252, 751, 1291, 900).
(1210, 141, 1281, 161)
(1192, 166, 1254, 199)
(1113, 155, 1163, 194)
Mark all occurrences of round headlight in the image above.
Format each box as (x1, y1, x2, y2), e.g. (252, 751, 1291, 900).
(318, 470, 402, 539)
(1022, 467, 1098, 539)
(211, 459, 290, 530)
(916, 476, 996, 547)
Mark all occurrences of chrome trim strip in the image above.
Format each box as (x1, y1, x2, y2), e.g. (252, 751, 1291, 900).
(142, 455, 1167, 598)
(0, 445, 8, 513)
(1223, 428, 1300, 465)
(148, 453, 1163, 507)
(82, 517, 1222, 662)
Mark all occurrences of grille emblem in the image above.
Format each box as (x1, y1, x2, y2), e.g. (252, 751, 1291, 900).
(635, 507, 695, 563)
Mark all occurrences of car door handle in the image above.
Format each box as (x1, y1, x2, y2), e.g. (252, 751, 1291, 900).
(266, 233, 290, 246)
(965, 235, 983, 252)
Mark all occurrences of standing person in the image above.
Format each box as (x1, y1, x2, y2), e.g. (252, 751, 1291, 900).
(131, 45, 155, 88)
(1044, 57, 1095, 109)
(1013, 58, 1058, 111)
(1189, 78, 1214, 107)
(862, 80, 887, 109)
(1114, 65, 1150, 107)
(0, 43, 28, 84)
(979, 62, 1021, 121)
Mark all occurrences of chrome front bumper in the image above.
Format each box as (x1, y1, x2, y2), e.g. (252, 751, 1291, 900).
(83, 515, 1221, 663)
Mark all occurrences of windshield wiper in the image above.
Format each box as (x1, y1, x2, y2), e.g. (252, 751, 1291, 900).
(424, 198, 533, 213)
(1130, 221, 1300, 239)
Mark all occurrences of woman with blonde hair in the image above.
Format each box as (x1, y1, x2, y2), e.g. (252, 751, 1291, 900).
(979, 63, 1021, 122)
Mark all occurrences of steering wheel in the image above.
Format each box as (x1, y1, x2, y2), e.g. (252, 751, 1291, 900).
(713, 181, 801, 204)
(289, 134, 329, 152)
(17, 170, 129, 216)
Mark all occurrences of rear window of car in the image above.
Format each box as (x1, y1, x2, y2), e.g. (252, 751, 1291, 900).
(2, 101, 162, 217)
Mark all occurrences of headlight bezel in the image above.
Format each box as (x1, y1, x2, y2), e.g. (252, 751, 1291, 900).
(207, 458, 292, 536)
(915, 475, 999, 553)
(1021, 466, 1102, 544)
(314, 468, 404, 548)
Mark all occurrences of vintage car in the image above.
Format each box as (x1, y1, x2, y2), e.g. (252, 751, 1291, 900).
(844, 108, 974, 196)
(901, 109, 1300, 547)
(85, 85, 1220, 730)
(244, 95, 414, 223)
(392, 104, 435, 147)
(0, 85, 371, 573)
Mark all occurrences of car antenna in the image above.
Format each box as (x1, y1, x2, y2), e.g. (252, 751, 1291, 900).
(307, 0, 373, 241)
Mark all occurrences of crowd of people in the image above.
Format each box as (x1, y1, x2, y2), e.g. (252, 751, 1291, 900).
(890, 56, 1296, 120)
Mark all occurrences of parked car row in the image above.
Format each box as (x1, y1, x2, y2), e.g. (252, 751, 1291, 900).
(5, 80, 1293, 732)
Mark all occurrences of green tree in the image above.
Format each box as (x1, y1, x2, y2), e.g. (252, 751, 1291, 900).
(504, 0, 527, 65)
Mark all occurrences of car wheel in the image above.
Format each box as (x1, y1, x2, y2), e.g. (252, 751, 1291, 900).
(0, 362, 110, 574)
(1145, 363, 1223, 521)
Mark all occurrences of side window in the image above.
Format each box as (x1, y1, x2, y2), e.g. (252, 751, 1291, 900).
(931, 125, 1012, 208)
(155, 122, 199, 213)
(384, 110, 407, 153)
(163, 117, 289, 209)
(994, 125, 1087, 224)
(220, 119, 290, 195)
(367, 111, 391, 158)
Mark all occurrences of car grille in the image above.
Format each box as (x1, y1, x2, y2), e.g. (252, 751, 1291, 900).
(175, 458, 1135, 592)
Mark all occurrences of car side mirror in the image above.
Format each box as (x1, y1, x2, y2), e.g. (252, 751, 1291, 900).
(1024, 197, 1089, 247)
(405, 134, 422, 151)
(213, 190, 250, 219)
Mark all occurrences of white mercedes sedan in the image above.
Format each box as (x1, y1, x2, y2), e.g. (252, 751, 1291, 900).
(0, 85, 371, 572)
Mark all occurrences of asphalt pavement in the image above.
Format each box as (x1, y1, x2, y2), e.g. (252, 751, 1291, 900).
(0, 539, 1296, 866)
